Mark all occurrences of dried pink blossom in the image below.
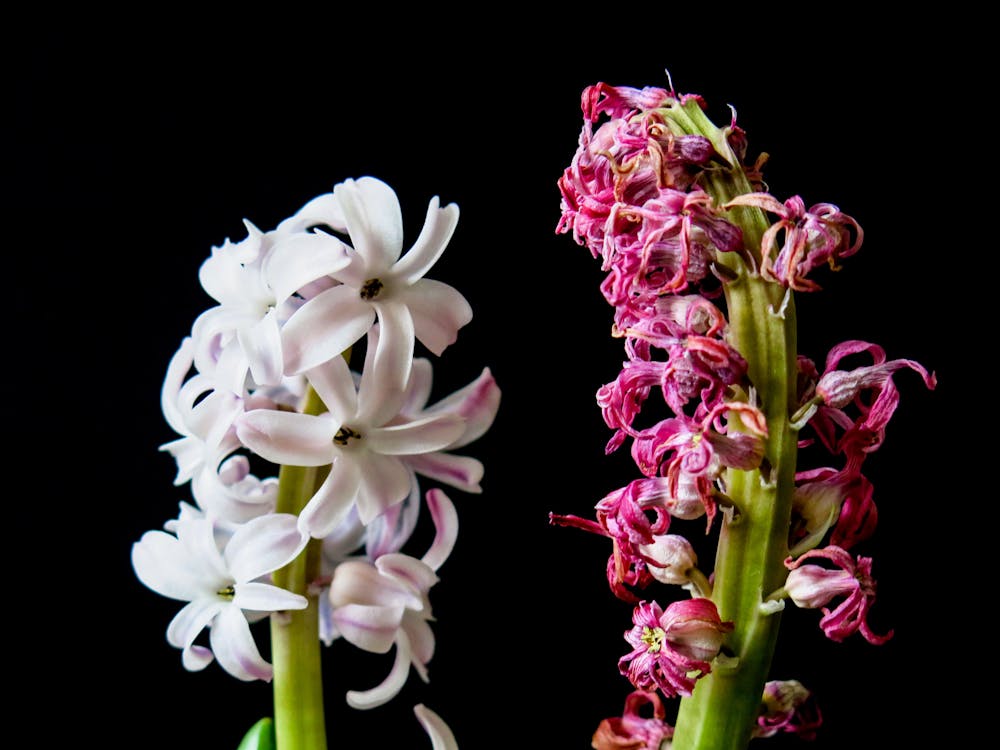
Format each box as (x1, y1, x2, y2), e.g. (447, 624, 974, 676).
(592, 690, 675, 750)
(784, 545, 892, 645)
(753, 680, 822, 740)
(619, 598, 733, 697)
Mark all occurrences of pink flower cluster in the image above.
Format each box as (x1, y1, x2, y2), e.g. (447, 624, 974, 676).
(553, 78, 936, 743)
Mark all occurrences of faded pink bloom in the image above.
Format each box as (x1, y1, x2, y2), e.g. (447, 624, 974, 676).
(727, 193, 862, 292)
(591, 690, 674, 750)
(784, 545, 892, 645)
(816, 340, 936, 410)
(619, 598, 733, 697)
(792, 463, 878, 553)
(582, 82, 674, 122)
(753, 680, 822, 740)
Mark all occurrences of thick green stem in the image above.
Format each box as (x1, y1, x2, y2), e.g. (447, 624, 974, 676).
(270, 387, 328, 750)
(666, 101, 799, 750)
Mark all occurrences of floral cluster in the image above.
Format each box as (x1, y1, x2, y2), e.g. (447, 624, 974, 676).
(132, 177, 499, 744)
(553, 81, 934, 747)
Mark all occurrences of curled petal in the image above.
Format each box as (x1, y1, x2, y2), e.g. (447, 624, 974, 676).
(346, 630, 414, 709)
(423, 367, 501, 449)
(166, 598, 223, 651)
(390, 198, 460, 284)
(353, 452, 412, 525)
(422, 489, 459, 571)
(414, 704, 458, 750)
(332, 602, 406, 654)
(336, 177, 405, 270)
(265, 232, 351, 306)
(330, 560, 423, 611)
(404, 453, 484, 494)
(210, 605, 273, 682)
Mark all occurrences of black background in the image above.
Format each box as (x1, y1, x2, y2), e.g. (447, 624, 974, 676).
(11, 17, 971, 750)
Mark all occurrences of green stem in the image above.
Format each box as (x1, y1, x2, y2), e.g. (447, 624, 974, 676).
(271, 386, 328, 750)
(666, 101, 799, 750)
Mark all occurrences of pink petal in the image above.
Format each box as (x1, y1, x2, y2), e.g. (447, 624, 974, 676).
(422, 489, 458, 571)
(404, 453, 484, 494)
(423, 367, 500, 448)
(332, 603, 405, 654)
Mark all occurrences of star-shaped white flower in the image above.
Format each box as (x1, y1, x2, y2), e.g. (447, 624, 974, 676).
(131, 514, 308, 681)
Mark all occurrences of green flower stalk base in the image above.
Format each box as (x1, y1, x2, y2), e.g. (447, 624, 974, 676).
(671, 100, 799, 750)
(270, 386, 329, 750)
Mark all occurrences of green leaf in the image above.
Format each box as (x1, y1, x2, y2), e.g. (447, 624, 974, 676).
(236, 718, 276, 750)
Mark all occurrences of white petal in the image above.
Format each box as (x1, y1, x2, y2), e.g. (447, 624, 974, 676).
(298, 458, 361, 538)
(329, 560, 423, 610)
(210, 605, 273, 681)
(368, 414, 465, 456)
(345, 630, 413, 710)
(414, 705, 459, 750)
(161, 338, 195, 435)
(332, 603, 404, 654)
(225, 513, 308, 582)
(232, 581, 308, 612)
(265, 232, 351, 306)
(390, 198, 460, 284)
(166, 597, 223, 650)
(304, 355, 358, 427)
(365, 474, 421, 559)
(239, 308, 284, 387)
(357, 302, 414, 425)
(277, 192, 346, 235)
(424, 368, 500, 449)
(176, 518, 230, 583)
(421, 489, 459, 572)
(396, 279, 472, 356)
(353, 452, 412, 524)
(403, 614, 436, 680)
(132, 530, 210, 602)
(335, 177, 404, 270)
(400, 358, 434, 416)
(282, 285, 376, 374)
(404, 453, 483, 494)
(237, 410, 336, 467)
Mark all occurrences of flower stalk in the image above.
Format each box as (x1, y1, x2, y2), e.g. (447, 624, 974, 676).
(668, 99, 799, 750)
(271, 385, 329, 750)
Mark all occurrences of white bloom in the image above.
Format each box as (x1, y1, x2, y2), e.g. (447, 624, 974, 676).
(131, 514, 308, 681)
(275, 177, 471, 376)
(236, 345, 464, 537)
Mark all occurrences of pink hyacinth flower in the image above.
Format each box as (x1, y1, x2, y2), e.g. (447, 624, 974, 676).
(619, 598, 733, 697)
(591, 690, 675, 750)
(784, 545, 892, 645)
(753, 679, 822, 740)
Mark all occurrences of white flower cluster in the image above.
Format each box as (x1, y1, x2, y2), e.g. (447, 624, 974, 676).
(132, 177, 499, 730)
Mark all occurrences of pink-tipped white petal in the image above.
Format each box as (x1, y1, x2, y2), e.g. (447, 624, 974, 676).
(414, 705, 458, 750)
(265, 232, 351, 305)
(404, 453, 484, 494)
(369, 414, 466, 456)
(396, 279, 472, 356)
(365, 475, 421, 559)
(424, 367, 500, 448)
(345, 631, 413, 709)
(210, 606, 273, 682)
(225, 513, 307, 582)
(421, 489, 458, 571)
(390, 198, 460, 284)
(298, 459, 362, 538)
(375, 554, 438, 602)
(404, 615, 436, 681)
(181, 644, 214, 672)
(237, 410, 336, 467)
(331, 603, 406, 654)
(357, 302, 415, 425)
(281, 284, 376, 374)
(239, 308, 284, 387)
(304, 355, 358, 426)
(232, 581, 308, 612)
(335, 177, 404, 270)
